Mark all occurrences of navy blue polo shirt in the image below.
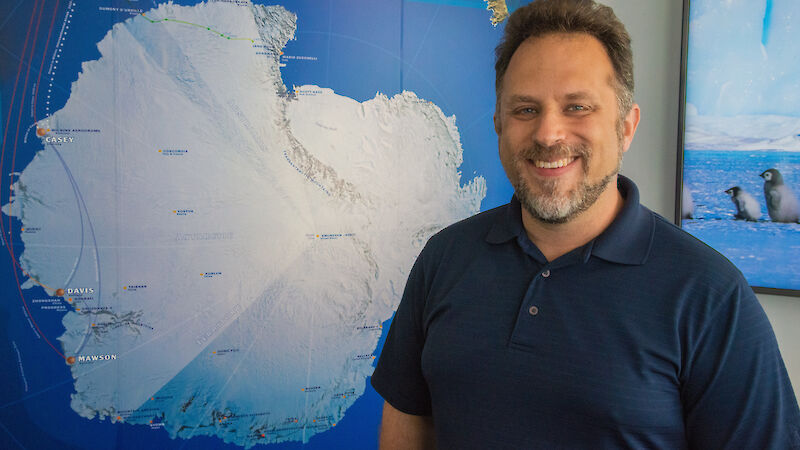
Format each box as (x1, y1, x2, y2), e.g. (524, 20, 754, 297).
(372, 176, 800, 449)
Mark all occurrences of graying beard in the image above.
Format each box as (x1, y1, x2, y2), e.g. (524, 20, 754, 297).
(517, 171, 616, 224)
(511, 120, 625, 224)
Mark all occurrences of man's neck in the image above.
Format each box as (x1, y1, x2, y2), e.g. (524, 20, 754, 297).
(520, 178, 625, 262)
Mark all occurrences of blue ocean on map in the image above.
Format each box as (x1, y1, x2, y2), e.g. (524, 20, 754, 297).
(0, 0, 510, 448)
(682, 150, 800, 291)
(278, 0, 510, 210)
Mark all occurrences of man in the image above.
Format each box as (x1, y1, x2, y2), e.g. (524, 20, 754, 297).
(371, 0, 800, 448)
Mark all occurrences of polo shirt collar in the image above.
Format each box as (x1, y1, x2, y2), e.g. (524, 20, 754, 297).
(485, 175, 654, 265)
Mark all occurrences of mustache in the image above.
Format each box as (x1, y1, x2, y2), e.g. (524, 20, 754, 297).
(517, 142, 591, 162)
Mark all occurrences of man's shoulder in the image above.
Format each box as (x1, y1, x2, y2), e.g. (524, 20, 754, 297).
(418, 203, 512, 264)
(429, 202, 510, 244)
(647, 208, 746, 284)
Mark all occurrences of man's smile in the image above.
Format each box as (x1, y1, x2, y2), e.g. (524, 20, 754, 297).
(525, 155, 581, 177)
(532, 156, 578, 169)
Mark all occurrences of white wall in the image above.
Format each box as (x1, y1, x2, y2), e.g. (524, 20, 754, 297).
(602, 0, 800, 394)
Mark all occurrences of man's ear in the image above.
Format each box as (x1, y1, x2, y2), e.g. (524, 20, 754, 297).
(621, 103, 640, 153)
(494, 112, 501, 134)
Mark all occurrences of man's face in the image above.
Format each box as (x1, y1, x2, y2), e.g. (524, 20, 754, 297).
(494, 33, 639, 224)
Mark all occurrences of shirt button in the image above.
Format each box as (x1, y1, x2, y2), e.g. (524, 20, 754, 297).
(541, 269, 551, 278)
(528, 305, 539, 316)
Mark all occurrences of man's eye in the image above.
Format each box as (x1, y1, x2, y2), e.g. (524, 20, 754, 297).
(516, 107, 537, 115)
(567, 104, 590, 112)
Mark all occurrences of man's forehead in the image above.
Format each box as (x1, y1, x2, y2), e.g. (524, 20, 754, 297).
(505, 90, 599, 104)
(501, 34, 617, 94)
(512, 32, 612, 67)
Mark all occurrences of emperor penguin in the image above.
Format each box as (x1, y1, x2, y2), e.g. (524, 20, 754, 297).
(724, 186, 761, 221)
(760, 168, 800, 223)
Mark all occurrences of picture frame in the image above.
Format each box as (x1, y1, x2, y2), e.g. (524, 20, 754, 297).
(676, 0, 800, 296)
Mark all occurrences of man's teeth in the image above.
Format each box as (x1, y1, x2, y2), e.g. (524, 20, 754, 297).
(534, 157, 575, 169)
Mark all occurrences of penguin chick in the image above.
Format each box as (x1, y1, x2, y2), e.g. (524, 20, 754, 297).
(681, 187, 694, 219)
(724, 186, 761, 221)
(760, 168, 800, 223)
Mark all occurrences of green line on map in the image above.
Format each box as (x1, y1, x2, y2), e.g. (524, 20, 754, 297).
(140, 13, 255, 43)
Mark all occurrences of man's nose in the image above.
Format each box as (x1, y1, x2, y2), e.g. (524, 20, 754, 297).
(532, 110, 566, 148)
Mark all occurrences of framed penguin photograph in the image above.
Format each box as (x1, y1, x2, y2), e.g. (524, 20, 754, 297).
(676, 0, 800, 296)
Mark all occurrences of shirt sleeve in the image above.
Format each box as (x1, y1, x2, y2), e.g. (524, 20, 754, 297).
(370, 252, 433, 416)
(682, 279, 800, 449)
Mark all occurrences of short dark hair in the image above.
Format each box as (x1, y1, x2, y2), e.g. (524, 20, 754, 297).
(495, 0, 634, 115)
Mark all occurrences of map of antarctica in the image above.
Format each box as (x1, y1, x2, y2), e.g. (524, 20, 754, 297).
(0, 0, 518, 448)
